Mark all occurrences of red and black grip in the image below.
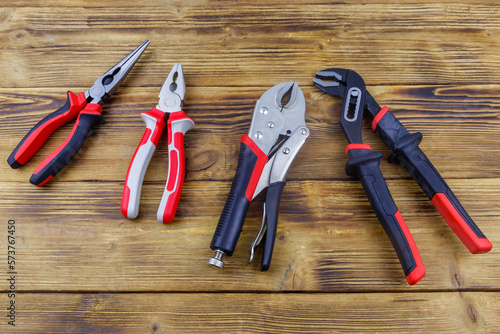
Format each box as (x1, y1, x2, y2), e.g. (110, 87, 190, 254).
(372, 107, 492, 254)
(345, 145, 425, 285)
(29, 104, 103, 186)
(7, 91, 87, 168)
(210, 135, 268, 257)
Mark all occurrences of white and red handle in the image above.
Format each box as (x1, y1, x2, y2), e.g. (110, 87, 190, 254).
(121, 108, 166, 219)
(157, 111, 194, 223)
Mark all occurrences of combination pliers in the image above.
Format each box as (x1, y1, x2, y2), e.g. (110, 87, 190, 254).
(7, 40, 150, 186)
(314, 68, 492, 284)
(121, 63, 194, 223)
(208, 82, 309, 271)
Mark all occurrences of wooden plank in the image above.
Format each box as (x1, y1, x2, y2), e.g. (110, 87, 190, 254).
(1, 85, 499, 184)
(1, 5, 500, 87)
(0, 179, 497, 292)
(0, 292, 498, 333)
(0, 1, 498, 333)
(5, 0, 500, 6)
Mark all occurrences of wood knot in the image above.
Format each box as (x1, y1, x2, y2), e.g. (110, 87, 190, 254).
(150, 322, 159, 332)
(468, 305, 478, 324)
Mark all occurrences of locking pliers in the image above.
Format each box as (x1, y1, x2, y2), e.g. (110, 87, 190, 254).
(208, 82, 309, 271)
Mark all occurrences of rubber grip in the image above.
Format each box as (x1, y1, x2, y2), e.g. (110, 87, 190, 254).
(261, 181, 286, 272)
(7, 91, 87, 168)
(157, 111, 194, 223)
(29, 104, 103, 186)
(210, 135, 268, 256)
(373, 108, 492, 254)
(346, 147, 425, 285)
(121, 108, 167, 219)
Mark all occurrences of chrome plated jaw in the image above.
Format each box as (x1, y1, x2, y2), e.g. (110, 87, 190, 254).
(157, 63, 186, 113)
(85, 40, 150, 105)
(248, 81, 307, 157)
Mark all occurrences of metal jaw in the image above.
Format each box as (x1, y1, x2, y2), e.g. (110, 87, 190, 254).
(247, 81, 307, 156)
(313, 68, 350, 99)
(314, 69, 367, 144)
(157, 63, 186, 113)
(315, 68, 382, 120)
(85, 40, 150, 105)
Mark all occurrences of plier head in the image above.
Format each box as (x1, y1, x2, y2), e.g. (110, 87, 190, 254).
(157, 63, 186, 113)
(85, 40, 150, 105)
(314, 68, 367, 144)
(313, 68, 350, 98)
(248, 81, 307, 157)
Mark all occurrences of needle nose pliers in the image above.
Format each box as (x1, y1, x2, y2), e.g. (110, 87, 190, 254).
(121, 63, 194, 223)
(314, 68, 492, 285)
(7, 40, 150, 186)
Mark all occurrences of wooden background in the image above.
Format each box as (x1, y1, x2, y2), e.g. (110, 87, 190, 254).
(1, 1, 499, 333)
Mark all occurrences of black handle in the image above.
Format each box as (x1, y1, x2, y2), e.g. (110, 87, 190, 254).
(373, 108, 492, 254)
(29, 104, 103, 186)
(261, 181, 286, 271)
(7, 91, 87, 169)
(210, 135, 267, 257)
(346, 147, 425, 285)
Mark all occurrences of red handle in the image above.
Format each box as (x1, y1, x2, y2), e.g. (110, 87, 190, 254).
(371, 106, 492, 254)
(431, 192, 492, 254)
(30, 103, 103, 186)
(157, 111, 194, 223)
(345, 146, 425, 285)
(8, 91, 87, 168)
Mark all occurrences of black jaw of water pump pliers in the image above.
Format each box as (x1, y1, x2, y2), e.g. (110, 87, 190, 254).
(314, 68, 492, 285)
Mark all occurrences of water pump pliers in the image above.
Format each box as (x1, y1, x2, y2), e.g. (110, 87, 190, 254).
(314, 68, 492, 285)
(7, 40, 150, 186)
(208, 82, 309, 271)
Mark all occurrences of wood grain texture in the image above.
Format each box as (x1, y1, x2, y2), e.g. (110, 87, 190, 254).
(1, 85, 499, 183)
(1, 1, 499, 332)
(0, 179, 497, 292)
(0, 292, 498, 333)
(1, 4, 500, 87)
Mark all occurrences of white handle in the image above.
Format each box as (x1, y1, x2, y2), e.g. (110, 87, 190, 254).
(122, 111, 165, 219)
